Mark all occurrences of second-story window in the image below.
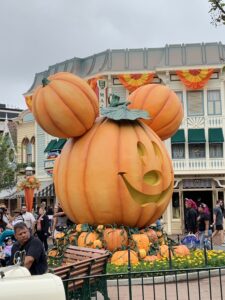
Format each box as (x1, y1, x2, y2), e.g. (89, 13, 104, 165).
(189, 144, 205, 158)
(172, 144, 185, 159)
(26, 142, 32, 163)
(209, 143, 223, 158)
(207, 90, 221, 115)
(187, 91, 204, 116)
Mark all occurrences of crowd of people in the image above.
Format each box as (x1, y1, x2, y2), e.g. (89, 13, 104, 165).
(185, 198, 225, 248)
(0, 201, 69, 274)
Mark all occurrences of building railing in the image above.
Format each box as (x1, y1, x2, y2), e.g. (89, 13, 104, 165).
(173, 158, 225, 173)
(180, 116, 225, 129)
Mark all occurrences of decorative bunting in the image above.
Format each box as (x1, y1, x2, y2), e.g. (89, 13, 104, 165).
(24, 95, 33, 111)
(176, 69, 214, 89)
(118, 73, 155, 92)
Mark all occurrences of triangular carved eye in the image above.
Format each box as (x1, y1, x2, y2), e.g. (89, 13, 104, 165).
(137, 141, 147, 157)
(152, 141, 163, 165)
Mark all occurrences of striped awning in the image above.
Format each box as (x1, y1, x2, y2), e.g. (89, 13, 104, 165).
(37, 182, 55, 198)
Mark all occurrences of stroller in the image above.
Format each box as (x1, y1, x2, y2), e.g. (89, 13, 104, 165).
(181, 233, 200, 250)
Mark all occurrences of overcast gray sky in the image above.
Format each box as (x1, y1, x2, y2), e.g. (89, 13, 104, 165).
(1, 0, 225, 109)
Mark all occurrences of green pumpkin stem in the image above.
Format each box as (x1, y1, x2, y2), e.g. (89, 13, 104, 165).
(101, 94, 150, 121)
(42, 78, 51, 87)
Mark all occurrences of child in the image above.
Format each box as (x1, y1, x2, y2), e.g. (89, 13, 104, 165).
(2, 237, 13, 266)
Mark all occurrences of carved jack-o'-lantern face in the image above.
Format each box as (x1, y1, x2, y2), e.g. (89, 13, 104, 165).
(53, 118, 174, 228)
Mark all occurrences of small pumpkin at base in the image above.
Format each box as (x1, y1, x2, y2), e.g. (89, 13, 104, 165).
(141, 228, 158, 243)
(93, 239, 103, 249)
(103, 228, 128, 252)
(159, 245, 173, 258)
(143, 255, 158, 262)
(174, 245, 190, 257)
(139, 249, 147, 259)
(111, 250, 139, 266)
(77, 232, 98, 248)
(131, 234, 150, 252)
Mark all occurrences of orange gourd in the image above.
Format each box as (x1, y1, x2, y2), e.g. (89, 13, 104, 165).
(141, 228, 158, 243)
(53, 118, 174, 227)
(143, 255, 158, 262)
(93, 239, 103, 249)
(77, 232, 98, 248)
(174, 245, 190, 257)
(32, 72, 98, 138)
(131, 234, 150, 252)
(103, 228, 128, 252)
(128, 84, 183, 140)
(111, 250, 139, 266)
(139, 249, 147, 259)
(159, 244, 173, 258)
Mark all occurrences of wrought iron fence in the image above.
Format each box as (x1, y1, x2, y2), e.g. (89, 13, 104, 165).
(63, 266, 225, 300)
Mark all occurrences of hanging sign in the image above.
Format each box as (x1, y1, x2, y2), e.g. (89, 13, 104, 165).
(97, 79, 107, 115)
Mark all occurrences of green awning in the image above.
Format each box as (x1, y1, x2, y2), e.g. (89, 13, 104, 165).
(52, 138, 67, 151)
(208, 128, 224, 143)
(188, 129, 206, 144)
(44, 139, 58, 153)
(171, 129, 185, 144)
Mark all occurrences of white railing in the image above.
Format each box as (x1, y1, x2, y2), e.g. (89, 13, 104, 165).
(180, 116, 225, 129)
(173, 158, 225, 172)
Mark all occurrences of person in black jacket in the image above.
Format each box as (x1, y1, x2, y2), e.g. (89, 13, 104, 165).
(185, 198, 197, 234)
(36, 207, 49, 252)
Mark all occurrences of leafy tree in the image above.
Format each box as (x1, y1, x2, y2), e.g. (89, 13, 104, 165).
(209, 0, 225, 25)
(0, 134, 16, 191)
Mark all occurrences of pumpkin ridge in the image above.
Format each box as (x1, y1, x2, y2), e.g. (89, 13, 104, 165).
(155, 105, 183, 135)
(57, 140, 78, 222)
(141, 84, 159, 110)
(47, 83, 88, 132)
(53, 77, 98, 116)
(117, 121, 124, 224)
(82, 119, 108, 224)
(130, 121, 144, 227)
(151, 89, 173, 123)
(64, 140, 80, 222)
(38, 88, 68, 137)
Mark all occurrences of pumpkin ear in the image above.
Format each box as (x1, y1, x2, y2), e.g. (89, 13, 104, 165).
(32, 72, 99, 138)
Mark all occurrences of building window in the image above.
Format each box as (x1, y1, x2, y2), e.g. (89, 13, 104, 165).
(26, 142, 32, 163)
(171, 144, 185, 159)
(189, 144, 205, 158)
(209, 143, 223, 158)
(187, 91, 204, 116)
(207, 90, 221, 115)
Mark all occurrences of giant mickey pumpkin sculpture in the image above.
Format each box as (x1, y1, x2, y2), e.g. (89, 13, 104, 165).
(32, 72, 182, 228)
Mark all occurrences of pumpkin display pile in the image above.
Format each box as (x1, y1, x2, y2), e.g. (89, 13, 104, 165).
(32, 72, 184, 267)
(48, 224, 190, 267)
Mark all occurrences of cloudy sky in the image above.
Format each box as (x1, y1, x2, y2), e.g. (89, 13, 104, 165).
(1, 0, 225, 109)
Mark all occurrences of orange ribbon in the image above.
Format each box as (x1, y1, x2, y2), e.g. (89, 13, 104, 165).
(118, 73, 155, 92)
(176, 69, 214, 89)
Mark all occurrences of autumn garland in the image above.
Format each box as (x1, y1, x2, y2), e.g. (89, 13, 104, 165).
(17, 175, 41, 191)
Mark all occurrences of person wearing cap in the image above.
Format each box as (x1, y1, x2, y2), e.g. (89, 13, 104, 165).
(197, 203, 211, 249)
(185, 198, 197, 234)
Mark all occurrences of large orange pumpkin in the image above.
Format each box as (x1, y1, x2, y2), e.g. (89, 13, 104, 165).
(111, 250, 139, 266)
(103, 228, 128, 252)
(32, 72, 98, 138)
(128, 84, 183, 140)
(53, 117, 174, 228)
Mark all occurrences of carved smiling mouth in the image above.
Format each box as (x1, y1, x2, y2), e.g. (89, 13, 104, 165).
(118, 172, 173, 207)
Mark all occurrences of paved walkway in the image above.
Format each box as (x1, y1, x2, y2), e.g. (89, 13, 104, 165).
(95, 274, 225, 299)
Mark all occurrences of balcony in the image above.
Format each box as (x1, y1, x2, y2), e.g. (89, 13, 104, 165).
(16, 162, 35, 174)
(173, 158, 225, 175)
